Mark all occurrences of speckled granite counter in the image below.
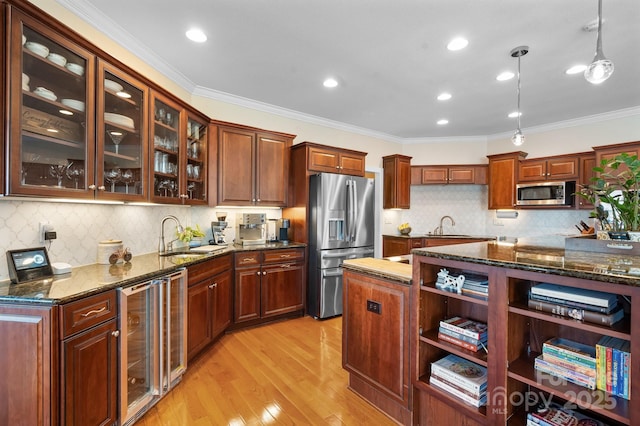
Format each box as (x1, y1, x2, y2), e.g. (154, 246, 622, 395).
(384, 233, 495, 240)
(412, 238, 640, 286)
(0, 242, 305, 305)
(343, 257, 412, 284)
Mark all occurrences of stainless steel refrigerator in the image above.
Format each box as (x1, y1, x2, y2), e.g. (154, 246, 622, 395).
(308, 173, 375, 319)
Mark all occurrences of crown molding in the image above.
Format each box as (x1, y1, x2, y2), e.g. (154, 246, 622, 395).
(56, 0, 196, 92)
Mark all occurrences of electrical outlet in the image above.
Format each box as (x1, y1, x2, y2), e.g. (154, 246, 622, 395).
(366, 300, 381, 315)
(39, 221, 50, 243)
(493, 218, 504, 226)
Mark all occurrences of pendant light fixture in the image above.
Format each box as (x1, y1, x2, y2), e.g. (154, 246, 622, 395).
(510, 45, 528, 147)
(584, 0, 614, 84)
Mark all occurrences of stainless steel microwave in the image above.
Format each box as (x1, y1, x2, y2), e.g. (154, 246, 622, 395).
(516, 181, 576, 206)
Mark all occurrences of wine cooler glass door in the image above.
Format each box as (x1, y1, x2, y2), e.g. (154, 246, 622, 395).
(118, 281, 160, 426)
(163, 269, 188, 389)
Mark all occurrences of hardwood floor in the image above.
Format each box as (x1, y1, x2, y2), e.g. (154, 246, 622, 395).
(137, 316, 397, 425)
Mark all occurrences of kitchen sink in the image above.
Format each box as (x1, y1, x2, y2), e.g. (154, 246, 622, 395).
(166, 253, 205, 265)
(427, 234, 472, 238)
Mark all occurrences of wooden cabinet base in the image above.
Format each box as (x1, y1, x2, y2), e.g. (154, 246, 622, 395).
(348, 374, 412, 425)
(414, 388, 484, 426)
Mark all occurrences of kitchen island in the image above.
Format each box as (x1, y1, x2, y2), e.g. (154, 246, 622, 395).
(342, 257, 413, 425)
(411, 239, 640, 426)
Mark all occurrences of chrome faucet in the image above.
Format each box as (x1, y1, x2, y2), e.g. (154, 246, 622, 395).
(158, 215, 184, 254)
(434, 215, 455, 236)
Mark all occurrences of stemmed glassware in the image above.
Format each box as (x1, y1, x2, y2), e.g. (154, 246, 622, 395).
(107, 130, 126, 154)
(121, 169, 134, 194)
(187, 182, 196, 199)
(104, 168, 122, 192)
(50, 162, 72, 187)
(66, 164, 85, 189)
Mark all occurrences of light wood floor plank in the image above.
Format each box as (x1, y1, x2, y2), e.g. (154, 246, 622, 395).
(135, 316, 397, 425)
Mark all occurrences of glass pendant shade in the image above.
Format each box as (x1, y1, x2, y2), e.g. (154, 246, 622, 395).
(512, 129, 525, 146)
(585, 0, 614, 84)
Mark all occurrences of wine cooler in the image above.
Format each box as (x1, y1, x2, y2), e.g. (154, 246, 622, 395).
(118, 269, 188, 425)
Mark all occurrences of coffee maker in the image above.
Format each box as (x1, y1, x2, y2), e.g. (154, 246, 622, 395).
(236, 213, 266, 246)
(277, 218, 291, 244)
(210, 212, 228, 245)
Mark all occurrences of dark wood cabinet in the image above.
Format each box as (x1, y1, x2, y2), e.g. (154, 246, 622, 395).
(217, 125, 293, 206)
(233, 248, 305, 328)
(0, 304, 54, 426)
(383, 154, 412, 209)
(487, 151, 527, 209)
(411, 165, 487, 185)
(307, 143, 367, 176)
(59, 290, 118, 426)
(383, 235, 424, 257)
(187, 254, 233, 360)
(61, 319, 118, 426)
(518, 155, 579, 182)
(578, 153, 597, 210)
(343, 268, 412, 425)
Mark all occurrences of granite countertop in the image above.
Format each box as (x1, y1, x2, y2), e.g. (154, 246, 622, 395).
(0, 242, 305, 305)
(384, 233, 496, 240)
(343, 257, 412, 284)
(411, 237, 640, 286)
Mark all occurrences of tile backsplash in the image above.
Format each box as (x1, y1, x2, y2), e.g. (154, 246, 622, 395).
(0, 200, 280, 281)
(391, 185, 592, 239)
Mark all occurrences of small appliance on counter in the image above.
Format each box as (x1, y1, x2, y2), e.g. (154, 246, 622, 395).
(236, 213, 266, 246)
(277, 218, 291, 244)
(210, 211, 228, 245)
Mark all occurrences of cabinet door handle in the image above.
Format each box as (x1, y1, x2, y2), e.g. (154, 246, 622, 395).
(257, 199, 261, 202)
(281, 264, 292, 268)
(88, 184, 96, 190)
(98, 185, 106, 191)
(208, 282, 218, 289)
(263, 271, 267, 275)
(256, 271, 261, 276)
(81, 306, 107, 317)
(112, 330, 120, 338)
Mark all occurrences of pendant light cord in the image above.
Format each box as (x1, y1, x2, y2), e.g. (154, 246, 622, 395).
(516, 54, 522, 132)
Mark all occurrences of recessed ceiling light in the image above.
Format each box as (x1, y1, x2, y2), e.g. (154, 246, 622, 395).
(437, 93, 452, 101)
(185, 28, 207, 43)
(437, 119, 449, 125)
(566, 65, 588, 75)
(447, 37, 468, 51)
(496, 71, 515, 81)
(323, 78, 338, 88)
(508, 111, 522, 118)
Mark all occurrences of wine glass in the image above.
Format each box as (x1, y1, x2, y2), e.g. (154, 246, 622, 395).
(107, 130, 126, 154)
(104, 168, 122, 192)
(121, 169, 134, 194)
(50, 162, 72, 187)
(187, 182, 196, 199)
(66, 164, 85, 189)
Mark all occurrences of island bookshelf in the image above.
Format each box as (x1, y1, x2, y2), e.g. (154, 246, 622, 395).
(411, 252, 638, 426)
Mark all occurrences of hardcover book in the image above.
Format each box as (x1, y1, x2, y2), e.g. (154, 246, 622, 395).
(429, 376, 487, 407)
(542, 338, 597, 369)
(430, 354, 488, 393)
(527, 299, 624, 326)
(440, 317, 488, 340)
(530, 283, 618, 310)
(527, 401, 609, 425)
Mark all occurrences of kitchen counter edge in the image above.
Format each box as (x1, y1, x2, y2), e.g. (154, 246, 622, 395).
(0, 242, 306, 305)
(343, 258, 412, 284)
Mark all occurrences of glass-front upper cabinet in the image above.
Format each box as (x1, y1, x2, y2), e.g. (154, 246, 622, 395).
(8, 9, 95, 198)
(96, 60, 148, 201)
(150, 92, 183, 204)
(185, 113, 208, 204)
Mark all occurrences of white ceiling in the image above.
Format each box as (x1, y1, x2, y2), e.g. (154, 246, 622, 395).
(60, 0, 640, 140)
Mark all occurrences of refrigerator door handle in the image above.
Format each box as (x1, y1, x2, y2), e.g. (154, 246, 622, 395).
(351, 179, 358, 242)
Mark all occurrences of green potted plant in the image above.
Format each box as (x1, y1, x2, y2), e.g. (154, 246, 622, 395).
(578, 152, 640, 239)
(177, 224, 206, 247)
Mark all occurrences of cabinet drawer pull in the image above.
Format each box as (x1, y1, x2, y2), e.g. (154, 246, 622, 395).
(241, 258, 255, 263)
(81, 306, 107, 317)
(281, 264, 292, 268)
(208, 282, 218, 289)
(280, 254, 291, 258)
(112, 330, 120, 338)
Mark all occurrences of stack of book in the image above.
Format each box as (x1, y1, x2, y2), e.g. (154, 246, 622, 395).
(430, 354, 488, 407)
(596, 336, 631, 400)
(438, 316, 488, 353)
(534, 337, 597, 390)
(528, 283, 624, 326)
(461, 275, 489, 300)
(527, 401, 608, 425)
